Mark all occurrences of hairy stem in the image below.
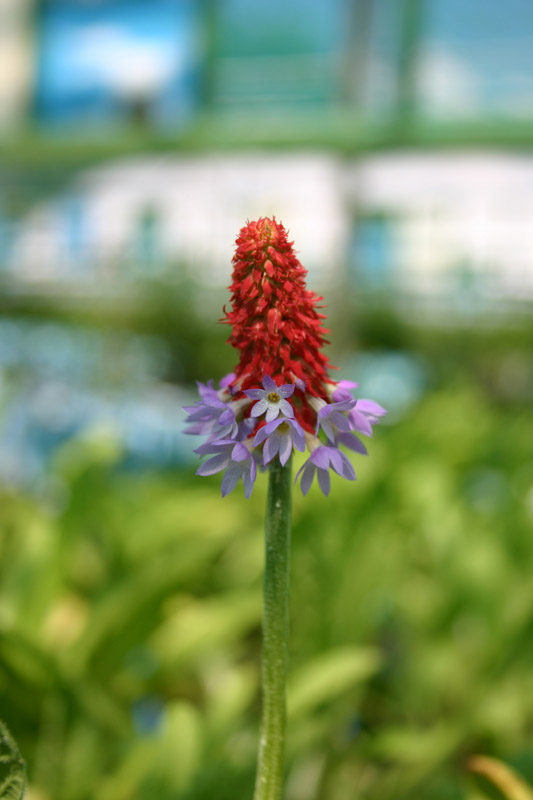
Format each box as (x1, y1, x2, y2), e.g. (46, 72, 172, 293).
(253, 457, 292, 800)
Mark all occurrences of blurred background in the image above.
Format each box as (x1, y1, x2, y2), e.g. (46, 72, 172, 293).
(1, 1, 533, 798)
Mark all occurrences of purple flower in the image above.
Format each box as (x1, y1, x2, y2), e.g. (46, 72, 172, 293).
(183, 394, 238, 439)
(348, 399, 387, 437)
(253, 417, 305, 466)
(195, 439, 257, 498)
(295, 445, 356, 497)
(219, 372, 236, 389)
(315, 397, 356, 443)
(221, 457, 257, 498)
(335, 431, 367, 455)
(236, 416, 257, 440)
(357, 399, 387, 423)
(331, 380, 359, 402)
(245, 375, 295, 422)
(219, 372, 239, 396)
(196, 379, 219, 401)
(184, 369, 385, 498)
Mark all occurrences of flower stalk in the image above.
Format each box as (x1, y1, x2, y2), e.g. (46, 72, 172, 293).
(183, 217, 387, 800)
(254, 457, 292, 800)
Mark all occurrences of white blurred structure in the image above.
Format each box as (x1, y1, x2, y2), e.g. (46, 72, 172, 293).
(5, 151, 533, 305)
(350, 153, 533, 301)
(0, 0, 33, 133)
(10, 154, 347, 287)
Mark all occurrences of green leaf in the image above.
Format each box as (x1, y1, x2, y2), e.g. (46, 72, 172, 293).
(287, 646, 382, 719)
(0, 720, 26, 800)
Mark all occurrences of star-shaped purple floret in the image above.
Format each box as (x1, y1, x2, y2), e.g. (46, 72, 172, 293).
(195, 439, 257, 498)
(315, 397, 356, 443)
(183, 393, 238, 439)
(348, 399, 387, 437)
(331, 379, 359, 402)
(244, 375, 295, 423)
(253, 417, 305, 466)
(295, 445, 356, 496)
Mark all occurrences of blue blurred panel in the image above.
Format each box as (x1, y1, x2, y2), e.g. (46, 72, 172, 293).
(350, 214, 395, 289)
(419, 0, 533, 117)
(131, 208, 163, 274)
(0, 318, 194, 488)
(60, 193, 89, 272)
(35, 0, 202, 129)
(212, 0, 350, 107)
(0, 210, 14, 271)
(362, 0, 404, 117)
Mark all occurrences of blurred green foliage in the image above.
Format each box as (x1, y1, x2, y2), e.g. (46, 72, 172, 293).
(0, 719, 26, 799)
(1, 373, 533, 800)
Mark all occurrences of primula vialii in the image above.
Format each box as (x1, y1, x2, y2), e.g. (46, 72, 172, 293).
(184, 217, 386, 495)
(184, 217, 386, 800)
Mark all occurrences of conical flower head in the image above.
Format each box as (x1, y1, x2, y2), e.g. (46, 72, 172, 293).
(184, 217, 386, 498)
(223, 217, 333, 399)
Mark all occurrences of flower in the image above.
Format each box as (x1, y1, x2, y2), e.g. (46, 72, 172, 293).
(331, 379, 359, 402)
(245, 375, 295, 422)
(315, 396, 356, 443)
(185, 217, 386, 497)
(356, 399, 387, 424)
(295, 445, 356, 497)
(348, 399, 387, 437)
(253, 417, 305, 466)
(334, 431, 367, 455)
(183, 393, 238, 439)
(195, 439, 257, 498)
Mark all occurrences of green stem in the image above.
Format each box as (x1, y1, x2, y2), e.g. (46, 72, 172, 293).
(253, 457, 292, 800)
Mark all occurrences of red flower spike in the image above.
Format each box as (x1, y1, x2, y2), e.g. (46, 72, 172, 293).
(222, 217, 335, 433)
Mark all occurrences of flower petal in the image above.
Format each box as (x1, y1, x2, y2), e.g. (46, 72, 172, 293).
(196, 453, 230, 476)
(253, 426, 269, 446)
(300, 464, 315, 496)
(290, 421, 306, 452)
(337, 380, 359, 390)
(263, 433, 279, 464)
(317, 468, 331, 496)
(251, 398, 269, 417)
(219, 407, 235, 425)
(278, 434, 293, 466)
(279, 399, 294, 418)
(262, 375, 277, 392)
(265, 405, 280, 423)
(311, 446, 333, 470)
(242, 463, 256, 498)
(336, 432, 367, 455)
(327, 447, 344, 474)
(231, 442, 250, 462)
(277, 384, 295, 398)
(337, 452, 356, 480)
(356, 399, 387, 417)
(219, 372, 236, 388)
(264, 417, 284, 434)
(319, 417, 335, 443)
(244, 388, 263, 399)
(221, 466, 240, 497)
(349, 409, 373, 437)
(330, 411, 352, 432)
